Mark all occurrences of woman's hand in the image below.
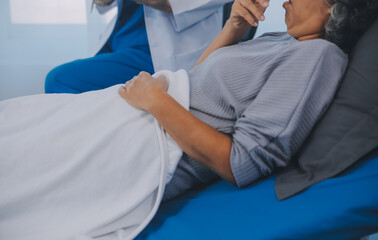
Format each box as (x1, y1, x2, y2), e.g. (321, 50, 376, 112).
(132, 0, 172, 12)
(195, 0, 270, 66)
(228, 0, 270, 31)
(120, 73, 236, 186)
(119, 72, 168, 111)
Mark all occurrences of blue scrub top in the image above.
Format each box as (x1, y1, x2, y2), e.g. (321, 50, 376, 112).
(45, 0, 154, 94)
(102, 0, 150, 54)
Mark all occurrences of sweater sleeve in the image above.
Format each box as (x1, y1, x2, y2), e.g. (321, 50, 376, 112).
(230, 41, 348, 187)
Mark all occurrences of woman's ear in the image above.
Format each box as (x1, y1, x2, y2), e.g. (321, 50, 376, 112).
(326, 6, 332, 14)
(323, 0, 333, 14)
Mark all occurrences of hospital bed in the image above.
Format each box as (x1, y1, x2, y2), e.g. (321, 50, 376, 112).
(137, 12, 378, 240)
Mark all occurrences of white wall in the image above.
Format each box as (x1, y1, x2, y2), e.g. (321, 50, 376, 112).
(255, 0, 287, 36)
(0, 0, 90, 100)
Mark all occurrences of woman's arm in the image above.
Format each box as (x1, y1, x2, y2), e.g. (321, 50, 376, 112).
(119, 72, 236, 185)
(118, 0, 270, 185)
(195, 0, 269, 66)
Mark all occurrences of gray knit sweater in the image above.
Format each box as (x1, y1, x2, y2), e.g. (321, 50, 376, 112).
(163, 32, 348, 200)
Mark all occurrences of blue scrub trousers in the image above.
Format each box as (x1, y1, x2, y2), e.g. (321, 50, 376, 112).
(45, 0, 153, 93)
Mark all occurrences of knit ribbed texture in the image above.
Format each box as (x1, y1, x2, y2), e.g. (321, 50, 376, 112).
(163, 32, 348, 200)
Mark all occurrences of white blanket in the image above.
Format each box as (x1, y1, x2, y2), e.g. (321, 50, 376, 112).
(0, 70, 189, 240)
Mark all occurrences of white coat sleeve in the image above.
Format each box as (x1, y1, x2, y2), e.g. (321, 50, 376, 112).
(169, 0, 233, 32)
(93, 0, 118, 14)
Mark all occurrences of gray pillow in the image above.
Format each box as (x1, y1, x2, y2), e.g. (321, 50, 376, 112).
(275, 19, 378, 200)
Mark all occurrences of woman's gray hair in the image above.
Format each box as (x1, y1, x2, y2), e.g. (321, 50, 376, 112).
(323, 0, 378, 52)
(324, 1, 347, 46)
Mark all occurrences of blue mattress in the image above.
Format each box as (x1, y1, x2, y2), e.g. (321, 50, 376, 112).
(138, 155, 378, 239)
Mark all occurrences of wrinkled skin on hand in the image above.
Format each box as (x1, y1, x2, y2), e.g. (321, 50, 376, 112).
(119, 71, 169, 112)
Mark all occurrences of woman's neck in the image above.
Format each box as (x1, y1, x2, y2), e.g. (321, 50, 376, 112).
(297, 32, 323, 41)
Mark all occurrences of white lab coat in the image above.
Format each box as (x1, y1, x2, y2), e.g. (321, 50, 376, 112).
(87, 0, 233, 71)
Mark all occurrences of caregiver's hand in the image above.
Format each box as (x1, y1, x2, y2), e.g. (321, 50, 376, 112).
(119, 72, 169, 111)
(132, 0, 172, 12)
(228, 0, 269, 30)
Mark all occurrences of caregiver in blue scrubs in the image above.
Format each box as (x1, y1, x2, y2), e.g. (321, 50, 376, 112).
(45, 0, 232, 93)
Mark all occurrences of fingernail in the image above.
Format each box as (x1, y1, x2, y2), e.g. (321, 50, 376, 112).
(253, 22, 258, 27)
(264, 1, 269, 7)
(260, 15, 265, 21)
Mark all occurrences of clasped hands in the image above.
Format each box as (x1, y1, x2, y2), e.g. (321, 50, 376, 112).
(119, 72, 168, 112)
(228, 0, 270, 31)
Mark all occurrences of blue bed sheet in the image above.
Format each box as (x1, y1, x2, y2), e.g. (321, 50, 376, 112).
(138, 154, 378, 239)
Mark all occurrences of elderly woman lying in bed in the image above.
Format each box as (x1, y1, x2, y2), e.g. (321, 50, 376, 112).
(125, 0, 377, 199)
(1, 0, 377, 239)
